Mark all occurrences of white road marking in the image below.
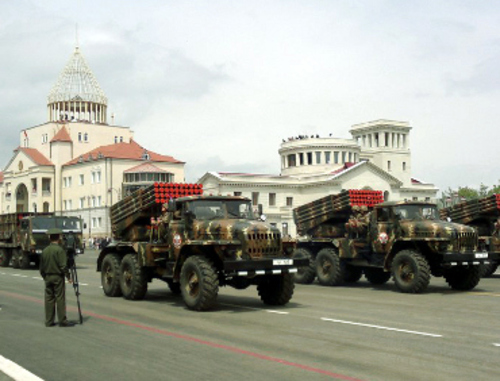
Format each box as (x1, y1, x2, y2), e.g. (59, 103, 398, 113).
(0, 355, 44, 381)
(80, 283, 88, 286)
(266, 310, 290, 315)
(321, 317, 442, 338)
(493, 343, 500, 347)
(32, 277, 43, 280)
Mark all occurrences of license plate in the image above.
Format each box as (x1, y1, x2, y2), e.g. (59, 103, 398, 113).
(273, 259, 293, 266)
(475, 252, 488, 259)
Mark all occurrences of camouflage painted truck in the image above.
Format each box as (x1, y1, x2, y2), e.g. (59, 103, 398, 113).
(97, 182, 306, 311)
(0, 213, 85, 269)
(440, 194, 500, 277)
(292, 190, 496, 293)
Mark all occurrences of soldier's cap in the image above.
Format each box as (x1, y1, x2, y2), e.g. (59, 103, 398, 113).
(47, 228, 63, 235)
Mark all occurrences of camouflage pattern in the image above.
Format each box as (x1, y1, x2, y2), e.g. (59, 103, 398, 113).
(440, 194, 500, 255)
(99, 193, 306, 285)
(0, 213, 84, 268)
(295, 196, 496, 273)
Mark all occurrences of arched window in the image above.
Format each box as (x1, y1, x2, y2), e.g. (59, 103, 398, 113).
(43, 202, 50, 213)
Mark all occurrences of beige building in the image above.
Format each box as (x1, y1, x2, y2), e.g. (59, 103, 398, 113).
(199, 120, 438, 237)
(0, 46, 185, 238)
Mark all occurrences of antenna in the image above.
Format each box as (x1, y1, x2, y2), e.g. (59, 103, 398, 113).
(75, 23, 79, 49)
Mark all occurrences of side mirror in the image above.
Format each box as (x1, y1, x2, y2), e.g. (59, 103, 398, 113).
(167, 199, 176, 213)
(257, 204, 263, 217)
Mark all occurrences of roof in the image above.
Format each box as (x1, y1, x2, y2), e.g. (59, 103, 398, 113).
(124, 162, 170, 173)
(50, 126, 72, 143)
(64, 139, 184, 166)
(15, 147, 53, 166)
(47, 47, 107, 105)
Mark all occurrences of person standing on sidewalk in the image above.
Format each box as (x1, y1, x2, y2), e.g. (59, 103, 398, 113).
(39, 228, 73, 327)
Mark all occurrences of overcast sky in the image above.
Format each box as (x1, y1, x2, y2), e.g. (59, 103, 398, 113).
(1, 0, 499, 193)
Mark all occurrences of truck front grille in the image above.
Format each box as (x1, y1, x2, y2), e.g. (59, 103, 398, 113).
(246, 233, 281, 257)
(456, 231, 477, 252)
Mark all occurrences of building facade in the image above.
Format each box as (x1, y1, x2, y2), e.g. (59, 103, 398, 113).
(199, 120, 438, 237)
(0, 46, 185, 238)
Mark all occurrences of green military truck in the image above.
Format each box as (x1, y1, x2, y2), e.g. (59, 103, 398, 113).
(97, 183, 306, 311)
(440, 194, 500, 277)
(0, 213, 85, 269)
(292, 190, 496, 293)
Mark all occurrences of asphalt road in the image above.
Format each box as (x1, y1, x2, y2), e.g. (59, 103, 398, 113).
(1, 250, 499, 381)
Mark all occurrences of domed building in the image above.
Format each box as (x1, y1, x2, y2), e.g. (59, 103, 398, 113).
(199, 119, 438, 237)
(0, 46, 185, 238)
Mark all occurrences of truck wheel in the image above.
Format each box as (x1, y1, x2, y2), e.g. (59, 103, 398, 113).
(257, 273, 294, 305)
(292, 248, 316, 284)
(20, 252, 31, 269)
(0, 249, 11, 267)
(101, 254, 123, 297)
(480, 262, 498, 278)
(391, 250, 431, 293)
(341, 263, 363, 283)
(444, 266, 481, 291)
(119, 254, 148, 300)
(11, 249, 21, 269)
(180, 256, 219, 311)
(315, 248, 343, 286)
(364, 268, 391, 284)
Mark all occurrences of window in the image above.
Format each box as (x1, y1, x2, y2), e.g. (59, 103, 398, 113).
(402, 162, 407, 171)
(282, 222, 289, 236)
(299, 153, 304, 165)
(348, 152, 352, 162)
(92, 171, 101, 184)
(68, 176, 72, 187)
(63, 200, 67, 210)
(84, 133, 88, 142)
(412, 197, 418, 201)
(41, 134, 48, 144)
(287, 154, 296, 167)
(325, 152, 331, 164)
(307, 152, 313, 165)
(79, 174, 84, 185)
(334, 151, 339, 164)
(114, 136, 118, 143)
(315, 152, 321, 164)
(120, 136, 123, 142)
(286, 197, 293, 207)
(252, 192, 259, 206)
(78, 133, 82, 142)
(97, 196, 102, 206)
(269, 193, 276, 207)
(91, 196, 96, 207)
(342, 152, 346, 163)
(79, 198, 85, 209)
(68, 200, 72, 210)
(387, 161, 391, 171)
(234, 192, 242, 196)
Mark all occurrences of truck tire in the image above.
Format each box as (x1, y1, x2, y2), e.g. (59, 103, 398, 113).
(292, 248, 316, 284)
(364, 268, 391, 284)
(0, 249, 11, 267)
(180, 256, 219, 311)
(11, 249, 21, 269)
(391, 249, 431, 293)
(20, 251, 31, 269)
(341, 263, 363, 283)
(257, 273, 294, 305)
(444, 266, 481, 291)
(315, 248, 343, 286)
(119, 254, 148, 300)
(480, 262, 498, 278)
(101, 253, 123, 297)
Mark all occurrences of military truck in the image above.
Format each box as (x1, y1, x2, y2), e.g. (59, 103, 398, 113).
(292, 190, 496, 293)
(0, 213, 85, 269)
(97, 182, 306, 311)
(440, 194, 500, 277)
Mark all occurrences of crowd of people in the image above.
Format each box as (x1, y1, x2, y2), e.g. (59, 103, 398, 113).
(86, 236, 111, 250)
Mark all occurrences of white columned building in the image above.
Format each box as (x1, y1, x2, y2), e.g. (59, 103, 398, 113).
(199, 120, 438, 237)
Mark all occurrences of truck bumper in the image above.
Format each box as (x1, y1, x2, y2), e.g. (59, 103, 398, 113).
(442, 251, 499, 266)
(224, 257, 310, 277)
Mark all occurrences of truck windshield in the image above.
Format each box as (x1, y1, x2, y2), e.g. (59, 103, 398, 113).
(30, 217, 82, 231)
(188, 200, 255, 220)
(394, 205, 439, 220)
(56, 217, 81, 231)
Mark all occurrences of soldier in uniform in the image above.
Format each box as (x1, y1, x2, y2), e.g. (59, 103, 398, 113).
(39, 228, 73, 327)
